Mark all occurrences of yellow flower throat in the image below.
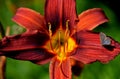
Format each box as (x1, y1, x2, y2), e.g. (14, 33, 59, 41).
(44, 21, 77, 61)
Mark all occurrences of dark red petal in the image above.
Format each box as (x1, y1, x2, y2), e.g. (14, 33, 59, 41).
(62, 0, 78, 32)
(71, 60, 84, 76)
(45, 0, 78, 34)
(50, 57, 71, 79)
(4, 48, 55, 65)
(0, 30, 49, 51)
(71, 31, 120, 64)
(77, 8, 108, 31)
(45, 0, 61, 33)
(12, 7, 47, 32)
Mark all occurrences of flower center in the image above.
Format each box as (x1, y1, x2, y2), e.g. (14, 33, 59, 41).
(44, 21, 77, 61)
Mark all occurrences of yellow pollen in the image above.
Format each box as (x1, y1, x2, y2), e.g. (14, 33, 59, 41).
(44, 21, 77, 61)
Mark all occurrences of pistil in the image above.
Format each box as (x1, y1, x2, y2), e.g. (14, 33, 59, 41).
(58, 30, 62, 56)
(57, 20, 70, 61)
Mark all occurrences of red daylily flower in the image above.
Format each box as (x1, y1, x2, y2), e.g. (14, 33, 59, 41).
(0, 0, 120, 79)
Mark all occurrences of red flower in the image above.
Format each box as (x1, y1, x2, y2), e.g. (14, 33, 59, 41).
(0, 0, 120, 79)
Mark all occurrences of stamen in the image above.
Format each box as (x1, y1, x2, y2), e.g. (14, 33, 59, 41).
(64, 20, 70, 54)
(48, 22, 54, 52)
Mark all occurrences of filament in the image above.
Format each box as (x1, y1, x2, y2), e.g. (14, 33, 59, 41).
(58, 30, 61, 55)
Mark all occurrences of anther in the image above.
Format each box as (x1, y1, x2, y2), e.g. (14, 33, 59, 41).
(66, 20, 69, 29)
(65, 20, 69, 32)
(48, 22, 52, 37)
(65, 20, 70, 38)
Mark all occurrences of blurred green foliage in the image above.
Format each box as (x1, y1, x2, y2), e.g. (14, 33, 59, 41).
(0, 0, 120, 79)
